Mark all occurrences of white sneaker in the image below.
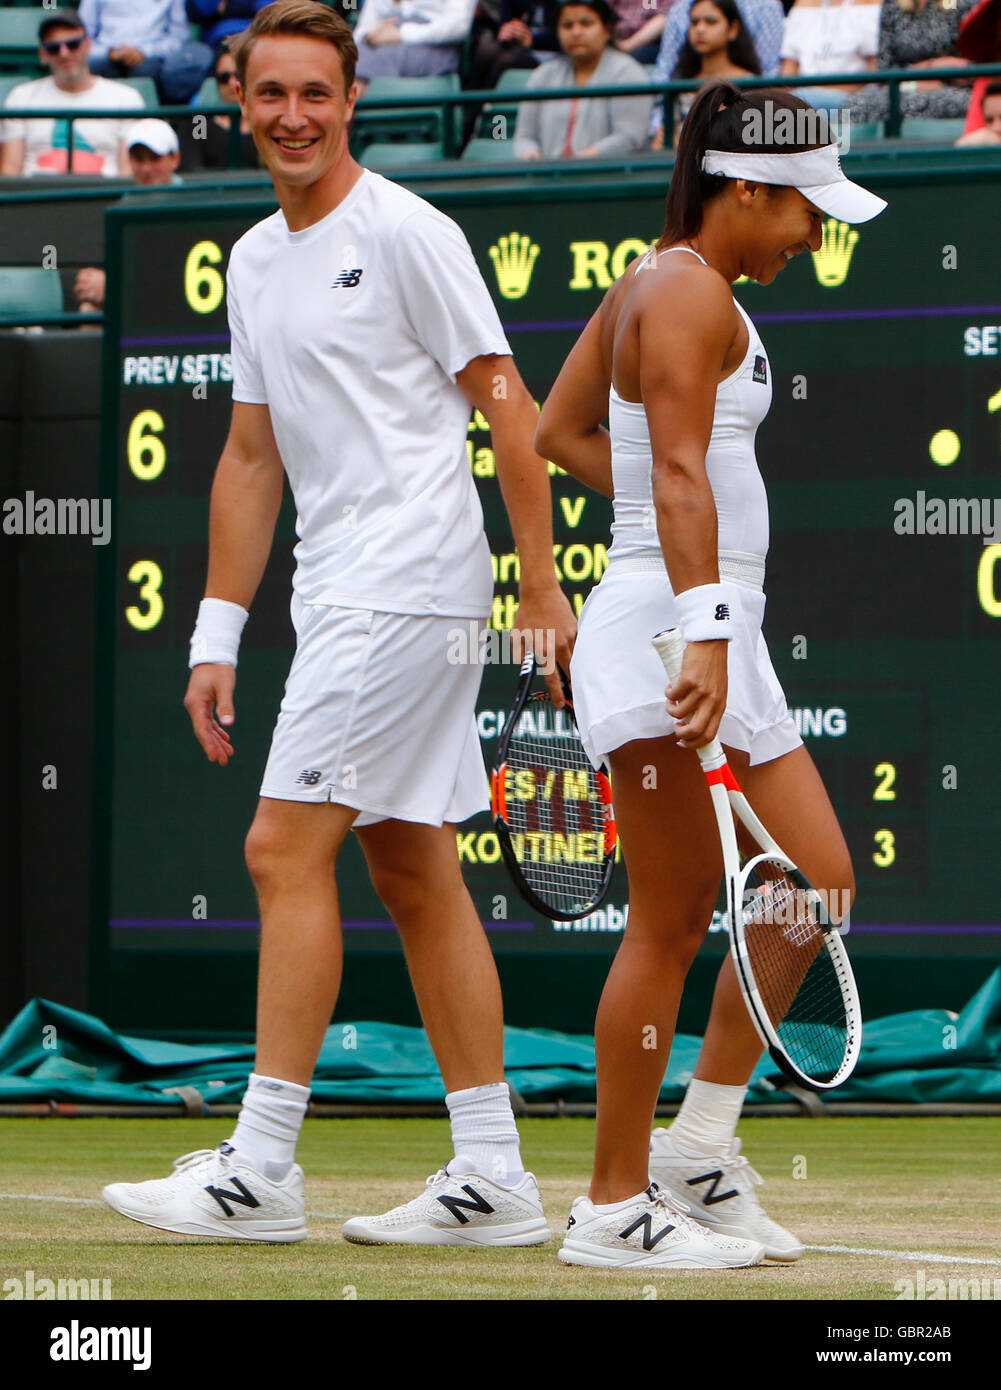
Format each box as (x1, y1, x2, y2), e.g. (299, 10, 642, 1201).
(649, 1129, 803, 1262)
(558, 1181, 764, 1269)
(102, 1145, 307, 1243)
(341, 1161, 551, 1246)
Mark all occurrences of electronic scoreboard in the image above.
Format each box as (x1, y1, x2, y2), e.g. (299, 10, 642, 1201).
(95, 166, 1001, 1030)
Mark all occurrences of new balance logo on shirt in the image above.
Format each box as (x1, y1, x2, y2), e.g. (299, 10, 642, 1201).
(436, 1184, 496, 1224)
(714, 604, 730, 621)
(332, 268, 363, 288)
(296, 769, 323, 785)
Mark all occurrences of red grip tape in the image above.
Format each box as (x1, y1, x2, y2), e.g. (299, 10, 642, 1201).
(705, 763, 742, 793)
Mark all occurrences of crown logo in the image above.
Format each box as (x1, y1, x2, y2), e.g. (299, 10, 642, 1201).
(812, 219, 859, 288)
(489, 232, 540, 300)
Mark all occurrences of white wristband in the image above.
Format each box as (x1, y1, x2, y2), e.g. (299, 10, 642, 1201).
(673, 583, 736, 643)
(189, 597, 249, 669)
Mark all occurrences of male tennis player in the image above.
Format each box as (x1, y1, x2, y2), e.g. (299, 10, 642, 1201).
(102, 0, 575, 1246)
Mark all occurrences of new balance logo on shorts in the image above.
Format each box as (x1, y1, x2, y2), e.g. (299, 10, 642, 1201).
(296, 769, 323, 785)
(686, 1170, 739, 1206)
(332, 269, 363, 288)
(714, 604, 730, 621)
(436, 1184, 496, 1224)
(753, 355, 767, 384)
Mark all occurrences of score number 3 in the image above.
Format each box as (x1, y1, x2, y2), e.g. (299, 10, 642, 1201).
(872, 762, 896, 867)
(126, 559, 164, 631)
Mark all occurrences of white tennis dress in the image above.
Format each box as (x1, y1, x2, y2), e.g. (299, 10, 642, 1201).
(570, 246, 802, 769)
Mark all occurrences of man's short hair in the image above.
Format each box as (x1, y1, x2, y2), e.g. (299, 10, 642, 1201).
(39, 9, 86, 43)
(228, 0, 358, 95)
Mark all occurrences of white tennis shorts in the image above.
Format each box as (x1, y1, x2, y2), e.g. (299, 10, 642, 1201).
(570, 553, 802, 769)
(259, 596, 489, 826)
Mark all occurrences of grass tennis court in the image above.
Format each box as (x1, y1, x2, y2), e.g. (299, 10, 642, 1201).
(2, 1117, 998, 1301)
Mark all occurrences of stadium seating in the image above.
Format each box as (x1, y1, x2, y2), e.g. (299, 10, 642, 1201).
(900, 117, 967, 142)
(359, 141, 443, 169)
(0, 7, 48, 73)
(355, 74, 461, 147)
(0, 265, 62, 317)
(461, 136, 518, 162)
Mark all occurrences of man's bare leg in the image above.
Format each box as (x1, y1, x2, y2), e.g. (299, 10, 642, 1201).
(245, 797, 359, 1085)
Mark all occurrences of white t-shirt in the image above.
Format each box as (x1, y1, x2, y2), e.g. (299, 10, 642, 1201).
(781, 0, 880, 78)
(227, 169, 511, 618)
(0, 76, 144, 176)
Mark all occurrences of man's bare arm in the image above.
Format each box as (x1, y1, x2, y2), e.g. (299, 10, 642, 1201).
(183, 403, 285, 766)
(205, 401, 286, 606)
(455, 353, 577, 700)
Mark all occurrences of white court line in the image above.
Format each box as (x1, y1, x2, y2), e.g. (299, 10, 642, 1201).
(0, 1192, 103, 1206)
(1, 1192, 353, 1220)
(807, 1244, 1001, 1267)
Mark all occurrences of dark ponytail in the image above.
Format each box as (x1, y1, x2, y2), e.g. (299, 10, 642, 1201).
(659, 81, 832, 246)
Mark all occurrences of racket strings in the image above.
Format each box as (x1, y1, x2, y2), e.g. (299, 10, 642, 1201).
(501, 696, 611, 916)
(741, 860, 848, 1085)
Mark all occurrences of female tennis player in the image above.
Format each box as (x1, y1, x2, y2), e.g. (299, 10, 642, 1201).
(536, 81, 886, 1268)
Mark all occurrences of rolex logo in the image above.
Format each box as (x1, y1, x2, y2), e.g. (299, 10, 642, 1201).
(812, 219, 859, 289)
(488, 232, 540, 300)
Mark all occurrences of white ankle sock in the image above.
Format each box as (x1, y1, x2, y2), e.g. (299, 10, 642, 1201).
(669, 1079, 747, 1158)
(228, 1072, 310, 1180)
(446, 1082, 525, 1187)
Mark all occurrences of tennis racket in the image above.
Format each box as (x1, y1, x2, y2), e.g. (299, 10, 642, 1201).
(491, 655, 617, 920)
(651, 627, 861, 1090)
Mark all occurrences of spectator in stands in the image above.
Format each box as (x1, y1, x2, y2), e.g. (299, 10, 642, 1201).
(78, 0, 214, 104)
(186, 0, 273, 59)
(177, 49, 260, 168)
(956, 75, 1001, 141)
(651, 0, 759, 146)
(0, 9, 144, 177)
(74, 121, 183, 314)
(780, 0, 880, 113)
(514, 0, 654, 156)
(467, 0, 562, 93)
(955, 0, 1001, 140)
(648, 0, 784, 142)
(850, 0, 981, 124)
(614, 0, 675, 63)
(352, 0, 479, 93)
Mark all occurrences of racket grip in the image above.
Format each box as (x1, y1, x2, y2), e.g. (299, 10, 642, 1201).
(651, 627, 725, 769)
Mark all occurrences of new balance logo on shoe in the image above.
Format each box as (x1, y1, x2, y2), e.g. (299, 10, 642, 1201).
(436, 1185, 496, 1224)
(686, 1170, 739, 1206)
(332, 269, 363, 288)
(619, 1213, 676, 1251)
(204, 1177, 262, 1218)
(296, 769, 322, 786)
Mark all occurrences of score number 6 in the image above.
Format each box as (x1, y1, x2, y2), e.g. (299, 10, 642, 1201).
(185, 241, 224, 315)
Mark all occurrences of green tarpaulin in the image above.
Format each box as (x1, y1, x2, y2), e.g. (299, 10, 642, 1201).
(1, 970, 999, 1107)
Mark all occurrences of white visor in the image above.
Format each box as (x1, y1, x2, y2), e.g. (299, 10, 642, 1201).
(702, 145, 887, 224)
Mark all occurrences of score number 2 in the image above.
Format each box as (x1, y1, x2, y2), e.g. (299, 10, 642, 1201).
(872, 762, 896, 867)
